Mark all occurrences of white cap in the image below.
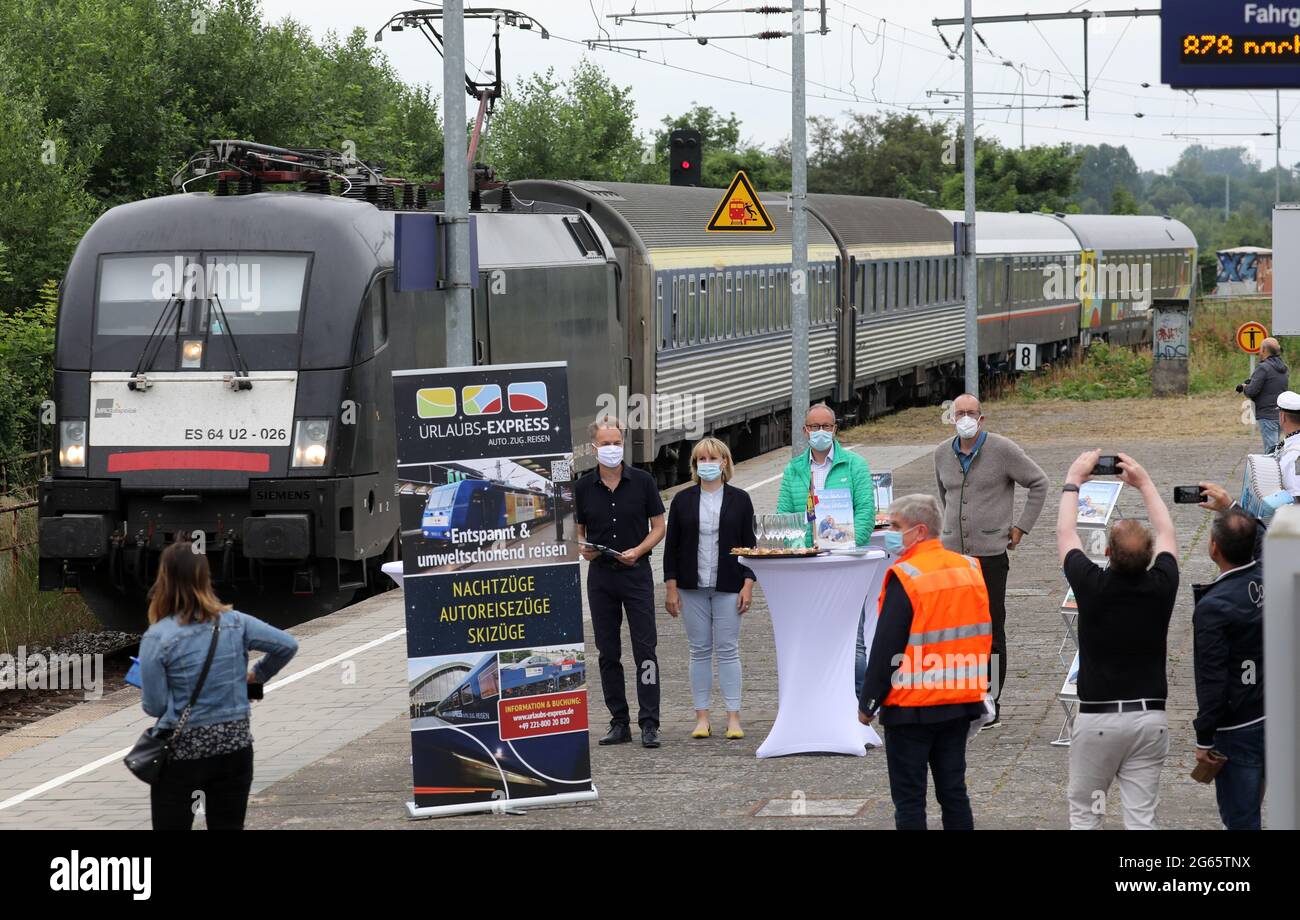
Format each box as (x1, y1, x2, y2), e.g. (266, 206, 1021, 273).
(1278, 391, 1300, 412)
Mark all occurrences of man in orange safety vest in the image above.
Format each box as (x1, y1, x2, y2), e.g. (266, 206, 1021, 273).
(858, 493, 993, 830)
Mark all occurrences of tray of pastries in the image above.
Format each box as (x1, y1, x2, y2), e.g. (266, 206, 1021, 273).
(730, 547, 827, 558)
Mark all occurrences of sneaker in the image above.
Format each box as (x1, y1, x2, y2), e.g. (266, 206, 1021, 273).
(980, 716, 1002, 731)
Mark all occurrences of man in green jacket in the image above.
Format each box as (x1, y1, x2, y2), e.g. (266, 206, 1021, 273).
(776, 403, 874, 693)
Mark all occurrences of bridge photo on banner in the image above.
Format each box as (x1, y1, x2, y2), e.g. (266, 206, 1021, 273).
(391, 361, 597, 818)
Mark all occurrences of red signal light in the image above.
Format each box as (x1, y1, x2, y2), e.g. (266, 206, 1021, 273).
(681, 160, 691, 169)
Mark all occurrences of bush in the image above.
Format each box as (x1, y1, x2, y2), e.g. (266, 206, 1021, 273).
(1013, 342, 1153, 401)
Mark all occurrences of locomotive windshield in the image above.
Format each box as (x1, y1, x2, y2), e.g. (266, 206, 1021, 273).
(95, 251, 309, 336)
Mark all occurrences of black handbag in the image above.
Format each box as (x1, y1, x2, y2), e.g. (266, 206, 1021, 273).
(124, 620, 220, 784)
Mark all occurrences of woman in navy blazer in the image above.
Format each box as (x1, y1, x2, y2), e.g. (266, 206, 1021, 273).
(663, 438, 756, 739)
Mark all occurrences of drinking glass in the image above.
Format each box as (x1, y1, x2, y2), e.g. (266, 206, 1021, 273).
(753, 515, 766, 550)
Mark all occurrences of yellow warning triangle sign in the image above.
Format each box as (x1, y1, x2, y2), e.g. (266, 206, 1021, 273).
(706, 170, 776, 232)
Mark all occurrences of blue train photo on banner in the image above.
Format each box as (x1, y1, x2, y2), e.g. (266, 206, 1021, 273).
(396, 454, 576, 577)
(420, 478, 552, 542)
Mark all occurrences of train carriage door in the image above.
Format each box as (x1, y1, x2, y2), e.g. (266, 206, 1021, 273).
(1079, 249, 1099, 341)
(836, 255, 857, 404)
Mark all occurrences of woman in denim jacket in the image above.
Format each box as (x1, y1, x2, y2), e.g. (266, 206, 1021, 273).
(139, 541, 299, 830)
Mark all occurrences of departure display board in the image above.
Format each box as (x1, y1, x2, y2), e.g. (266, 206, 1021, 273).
(1161, 1, 1300, 88)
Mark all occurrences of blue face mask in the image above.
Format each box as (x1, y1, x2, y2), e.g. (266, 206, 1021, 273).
(808, 430, 834, 452)
(697, 462, 722, 482)
(883, 525, 917, 554)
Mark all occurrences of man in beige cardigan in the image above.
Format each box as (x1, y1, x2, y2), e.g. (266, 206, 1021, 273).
(934, 394, 1048, 729)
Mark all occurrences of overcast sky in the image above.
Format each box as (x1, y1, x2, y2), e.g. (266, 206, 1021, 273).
(259, 0, 1300, 175)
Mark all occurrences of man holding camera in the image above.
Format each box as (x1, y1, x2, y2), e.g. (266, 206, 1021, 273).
(1058, 450, 1178, 830)
(1236, 338, 1288, 452)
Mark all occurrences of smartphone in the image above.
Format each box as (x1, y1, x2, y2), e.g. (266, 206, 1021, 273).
(1173, 485, 1204, 504)
(247, 681, 264, 700)
(1091, 455, 1119, 476)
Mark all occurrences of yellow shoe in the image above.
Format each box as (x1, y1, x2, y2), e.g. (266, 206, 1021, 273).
(725, 727, 745, 740)
(691, 725, 711, 739)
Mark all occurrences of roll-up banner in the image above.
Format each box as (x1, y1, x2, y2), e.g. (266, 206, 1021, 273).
(392, 361, 597, 818)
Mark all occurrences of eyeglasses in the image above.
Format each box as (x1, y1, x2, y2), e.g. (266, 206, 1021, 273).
(805, 423, 836, 432)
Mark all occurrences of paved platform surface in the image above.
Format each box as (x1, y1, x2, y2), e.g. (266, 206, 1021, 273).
(0, 433, 1255, 829)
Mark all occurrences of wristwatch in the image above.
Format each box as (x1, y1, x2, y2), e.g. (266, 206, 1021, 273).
(1062, 483, 1080, 493)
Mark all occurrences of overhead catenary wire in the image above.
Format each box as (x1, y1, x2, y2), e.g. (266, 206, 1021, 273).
(512, 13, 1296, 158)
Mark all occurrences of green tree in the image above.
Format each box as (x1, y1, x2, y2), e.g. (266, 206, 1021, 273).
(939, 138, 1081, 212)
(479, 60, 645, 182)
(1109, 186, 1140, 215)
(804, 113, 953, 204)
(0, 60, 99, 308)
(1075, 143, 1141, 214)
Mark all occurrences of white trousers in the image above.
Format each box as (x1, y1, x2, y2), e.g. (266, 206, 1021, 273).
(1067, 710, 1169, 830)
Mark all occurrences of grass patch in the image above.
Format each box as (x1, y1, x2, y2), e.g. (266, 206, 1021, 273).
(0, 497, 95, 654)
(1009, 298, 1297, 403)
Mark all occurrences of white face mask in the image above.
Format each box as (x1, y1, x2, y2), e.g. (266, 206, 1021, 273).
(596, 444, 624, 468)
(955, 416, 980, 440)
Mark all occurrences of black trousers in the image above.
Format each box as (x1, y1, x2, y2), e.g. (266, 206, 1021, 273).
(587, 563, 659, 729)
(150, 746, 254, 830)
(883, 718, 974, 830)
(976, 551, 1009, 706)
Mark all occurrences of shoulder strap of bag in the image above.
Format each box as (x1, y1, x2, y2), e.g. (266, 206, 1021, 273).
(173, 619, 221, 734)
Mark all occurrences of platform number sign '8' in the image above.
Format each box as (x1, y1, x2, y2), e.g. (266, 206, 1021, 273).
(1015, 343, 1037, 373)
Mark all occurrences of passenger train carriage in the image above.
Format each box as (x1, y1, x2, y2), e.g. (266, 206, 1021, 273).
(39, 142, 1196, 628)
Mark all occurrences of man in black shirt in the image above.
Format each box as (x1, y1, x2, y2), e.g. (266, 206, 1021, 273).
(1058, 449, 1178, 830)
(574, 416, 666, 748)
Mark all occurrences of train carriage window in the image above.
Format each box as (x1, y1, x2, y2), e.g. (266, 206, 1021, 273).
(769, 269, 778, 329)
(724, 272, 733, 338)
(757, 271, 767, 332)
(656, 278, 665, 349)
(780, 268, 789, 328)
(198, 253, 309, 336)
(740, 271, 749, 335)
(688, 276, 697, 344)
(717, 271, 728, 340)
(700, 275, 710, 340)
(673, 275, 684, 346)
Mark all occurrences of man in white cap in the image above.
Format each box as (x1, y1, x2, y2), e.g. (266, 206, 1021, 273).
(1275, 390, 1300, 496)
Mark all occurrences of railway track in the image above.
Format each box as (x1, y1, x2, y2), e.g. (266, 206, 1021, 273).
(0, 632, 138, 734)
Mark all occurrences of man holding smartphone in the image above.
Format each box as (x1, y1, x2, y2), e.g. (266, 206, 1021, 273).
(1191, 508, 1265, 830)
(1058, 449, 1178, 830)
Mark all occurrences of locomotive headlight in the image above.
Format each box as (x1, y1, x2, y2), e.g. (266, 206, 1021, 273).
(291, 418, 331, 468)
(181, 339, 203, 368)
(59, 420, 87, 468)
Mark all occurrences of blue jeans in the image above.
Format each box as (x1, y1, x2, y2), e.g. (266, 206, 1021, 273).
(679, 587, 743, 711)
(1212, 722, 1265, 830)
(1259, 418, 1280, 453)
